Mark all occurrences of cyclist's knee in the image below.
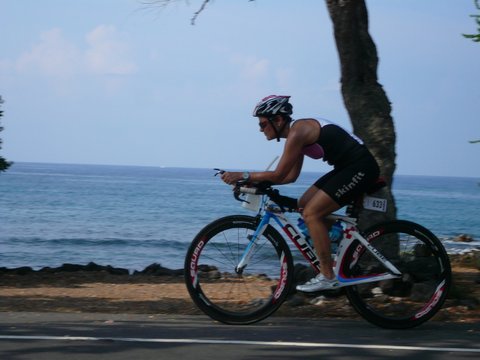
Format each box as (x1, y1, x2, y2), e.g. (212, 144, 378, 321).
(302, 196, 339, 227)
(302, 205, 329, 225)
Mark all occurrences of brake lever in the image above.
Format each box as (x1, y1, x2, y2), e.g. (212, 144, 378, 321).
(233, 189, 247, 203)
(233, 182, 250, 203)
(213, 168, 225, 177)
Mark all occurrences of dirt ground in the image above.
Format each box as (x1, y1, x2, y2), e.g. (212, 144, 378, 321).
(0, 264, 479, 324)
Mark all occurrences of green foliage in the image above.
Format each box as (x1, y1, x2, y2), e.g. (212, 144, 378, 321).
(0, 95, 12, 172)
(463, 0, 480, 42)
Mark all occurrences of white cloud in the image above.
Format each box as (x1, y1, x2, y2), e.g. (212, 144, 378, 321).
(245, 58, 269, 80)
(13, 26, 137, 80)
(85, 25, 137, 75)
(16, 28, 80, 78)
(232, 54, 269, 81)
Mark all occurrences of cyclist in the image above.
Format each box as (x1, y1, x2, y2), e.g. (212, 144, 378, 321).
(220, 95, 380, 292)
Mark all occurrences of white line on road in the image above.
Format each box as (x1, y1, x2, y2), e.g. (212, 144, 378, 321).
(0, 335, 479, 353)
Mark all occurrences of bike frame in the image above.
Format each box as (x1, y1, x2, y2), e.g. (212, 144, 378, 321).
(236, 199, 402, 286)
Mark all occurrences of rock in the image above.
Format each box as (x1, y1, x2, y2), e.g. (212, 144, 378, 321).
(135, 263, 183, 276)
(310, 295, 327, 306)
(1, 266, 34, 275)
(457, 298, 479, 310)
(207, 270, 221, 279)
(105, 265, 129, 276)
(85, 262, 107, 272)
(284, 293, 308, 307)
(58, 263, 86, 272)
(293, 263, 316, 286)
(36, 262, 130, 275)
(454, 234, 474, 243)
(198, 264, 218, 272)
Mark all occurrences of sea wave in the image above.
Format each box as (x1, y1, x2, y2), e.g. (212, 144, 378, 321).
(2, 163, 479, 270)
(0, 236, 187, 248)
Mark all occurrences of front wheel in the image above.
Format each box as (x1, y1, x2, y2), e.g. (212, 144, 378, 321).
(184, 215, 294, 324)
(343, 220, 451, 329)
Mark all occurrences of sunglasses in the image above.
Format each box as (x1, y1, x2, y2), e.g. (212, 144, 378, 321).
(258, 116, 274, 130)
(258, 121, 269, 129)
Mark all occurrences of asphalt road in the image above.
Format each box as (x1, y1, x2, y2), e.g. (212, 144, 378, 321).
(0, 312, 479, 359)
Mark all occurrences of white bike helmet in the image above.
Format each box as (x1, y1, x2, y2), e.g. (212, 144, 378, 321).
(252, 95, 293, 117)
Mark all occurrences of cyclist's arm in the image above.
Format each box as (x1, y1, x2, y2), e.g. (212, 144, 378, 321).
(249, 143, 302, 184)
(221, 144, 302, 185)
(279, 154, 303, 184)
(221, 120, 318, 185)
(248, 122, 312, 184)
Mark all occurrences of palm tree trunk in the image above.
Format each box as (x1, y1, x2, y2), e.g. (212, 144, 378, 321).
(326, 0, 397, 229)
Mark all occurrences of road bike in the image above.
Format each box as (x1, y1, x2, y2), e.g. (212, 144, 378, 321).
(184, 173, 451, 329)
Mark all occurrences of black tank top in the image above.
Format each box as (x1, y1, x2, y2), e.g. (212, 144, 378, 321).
(301, 119, 372, 167)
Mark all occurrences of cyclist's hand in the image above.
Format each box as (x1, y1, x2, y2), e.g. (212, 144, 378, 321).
(220, 171, 243, 185)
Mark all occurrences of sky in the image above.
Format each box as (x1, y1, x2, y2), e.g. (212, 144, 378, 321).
(0, 0, 479, 177)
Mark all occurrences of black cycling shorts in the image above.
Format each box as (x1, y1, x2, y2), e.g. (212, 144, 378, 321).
(314, 157, 380, 207)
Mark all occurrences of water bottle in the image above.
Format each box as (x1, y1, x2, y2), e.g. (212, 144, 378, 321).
(297, 218, 311, 244)
(329, 220, 344, 255)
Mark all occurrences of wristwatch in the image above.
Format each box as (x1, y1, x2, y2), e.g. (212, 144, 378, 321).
(242, 171, 250, 181)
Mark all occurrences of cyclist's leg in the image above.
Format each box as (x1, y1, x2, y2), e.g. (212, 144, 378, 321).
(301, 189, 340, 280)
(298, 163, 379, 290)
(298, 170, 336, 209)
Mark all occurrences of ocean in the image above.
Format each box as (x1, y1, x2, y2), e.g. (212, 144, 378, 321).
(1, 162, 479, 272)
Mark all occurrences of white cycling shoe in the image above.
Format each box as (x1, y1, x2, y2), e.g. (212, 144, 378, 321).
(296, 274, 341, 292)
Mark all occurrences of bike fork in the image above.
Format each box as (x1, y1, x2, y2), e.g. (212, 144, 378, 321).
(235, 213, 272, 274)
